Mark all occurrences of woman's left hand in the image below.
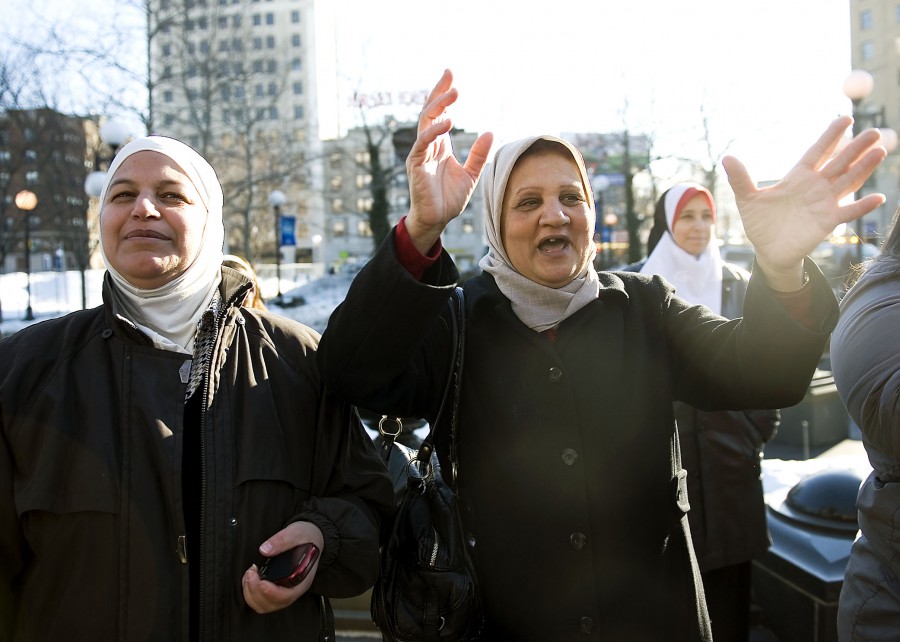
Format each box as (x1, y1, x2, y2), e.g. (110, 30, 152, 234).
(723, 116, 887, 290)
(242, 521, 325, 614)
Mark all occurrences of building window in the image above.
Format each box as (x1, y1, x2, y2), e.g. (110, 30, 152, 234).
(461, 217, 475, 234)
(267, 60, 276, 72)
(357, 220, 373, 237)
(291, 57, 302, 71)
(253, 13, 261, 25)
(329, 152, 342, 169)
(291, 34, 301, 47)
(330, 176, 343, 191)
(253, 37, 262, 50)
(356, 197, 373, 213)
(25, 170, 39, 184)
(291, 10, 300, 22)
(861, 9, 873, 30)
(293, 81, 303, 95)
(355, 174, 372, 189)
(266, 35, 275, 48)
(332, 220, 346, 237)
(355, 151, 370, 164)
(164, 90, 174, 103)
(331, 198, 343, 214)
(268, 82, 277, 96)
(266, 12, 274, 25)
(232, 15, 241, 27)
(862, 40, 875, 60)
(162, 43, 171, 56)
(219, 16, 228, 28)
(293, 105, 304, 120)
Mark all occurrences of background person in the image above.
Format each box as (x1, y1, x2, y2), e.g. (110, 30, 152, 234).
(830, 209, 900, 641)
(0, 135, 393, 641)
(317, 69, 887, 641)
(624, 183, 779, 641)
(222, 253, 267, 310)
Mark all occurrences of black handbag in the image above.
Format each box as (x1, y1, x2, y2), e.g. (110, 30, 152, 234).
(371, 287, 483, 642)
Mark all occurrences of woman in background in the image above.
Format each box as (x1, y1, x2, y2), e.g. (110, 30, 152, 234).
(625, 183, 779, 641)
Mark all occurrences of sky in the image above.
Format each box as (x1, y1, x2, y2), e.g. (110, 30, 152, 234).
(4, 0, 857, 185)
(316, 0, 857, 183)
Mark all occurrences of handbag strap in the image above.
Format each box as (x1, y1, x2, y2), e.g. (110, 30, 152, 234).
(377, 287, 465, 487)
(417, 287, 465, 486)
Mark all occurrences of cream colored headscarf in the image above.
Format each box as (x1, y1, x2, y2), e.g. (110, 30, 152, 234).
(639, 183, 724, 314)
(99, 136, 225, 353)
(477, 135, 600, 332)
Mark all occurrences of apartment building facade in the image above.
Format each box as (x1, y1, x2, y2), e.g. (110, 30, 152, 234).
(848, 0, 900, 239)
(150, 0, 325, 266)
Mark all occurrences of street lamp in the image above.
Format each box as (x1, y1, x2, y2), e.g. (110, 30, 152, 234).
(268, 190, 287, 300)
(842, 70, 898, 258)
(84, 117, 132, 198)
(15, 189, 37, 321)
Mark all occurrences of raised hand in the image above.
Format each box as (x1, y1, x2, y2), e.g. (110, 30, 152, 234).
(723, 116, 886, 290)
(405, 69, 493, 255)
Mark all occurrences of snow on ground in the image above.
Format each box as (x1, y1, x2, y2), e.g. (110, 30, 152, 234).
(0, 267, 354, 338)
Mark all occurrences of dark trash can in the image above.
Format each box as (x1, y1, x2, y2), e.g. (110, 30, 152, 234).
(752, 468, 863, 642)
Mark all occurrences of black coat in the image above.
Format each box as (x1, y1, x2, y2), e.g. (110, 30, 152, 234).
(624, 260, 779, 572)
(319, 234, 837, 641)
(0, 269, 394, 642)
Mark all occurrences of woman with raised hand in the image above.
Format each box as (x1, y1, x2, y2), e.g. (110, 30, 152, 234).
(318, 69, 886, 640)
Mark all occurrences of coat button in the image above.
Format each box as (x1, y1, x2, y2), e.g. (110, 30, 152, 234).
(561, 448, 578, 466)
(102, 329, 113, 339)
(548, 367, 563, 383)
(579, 617, 594, 633)
(569, 532, 588, 550)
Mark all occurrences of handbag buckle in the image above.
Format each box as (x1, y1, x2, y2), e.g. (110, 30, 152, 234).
(378, 415, 402, 438)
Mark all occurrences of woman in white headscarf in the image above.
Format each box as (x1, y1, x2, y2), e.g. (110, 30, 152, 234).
(0, 136, 392, 642)
(625, 183, 780, 641)
(318, 69, 886, 641)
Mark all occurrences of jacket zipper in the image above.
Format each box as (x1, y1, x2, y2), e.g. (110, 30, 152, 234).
(197, 308, 223, 641)
(430, 528, 440, 567)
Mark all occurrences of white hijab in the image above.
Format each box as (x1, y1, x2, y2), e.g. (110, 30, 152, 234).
(99, 135, 225, 353)
(639, 183, 724, 314)
(478, 135, 600, 332)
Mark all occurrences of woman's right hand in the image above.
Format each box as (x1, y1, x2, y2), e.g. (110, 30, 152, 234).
(405, 69, 493, 255)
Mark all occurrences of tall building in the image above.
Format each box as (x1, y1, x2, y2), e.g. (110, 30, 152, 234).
(0, 109, 93, 274)
(848, 0, 900, 240)
(150, 0, 324, 267)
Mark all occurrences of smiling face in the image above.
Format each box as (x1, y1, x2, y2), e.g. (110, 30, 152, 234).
(671, 193, 715, 257)
(100, 151, 207, 289)
(500, 147, 595, 288)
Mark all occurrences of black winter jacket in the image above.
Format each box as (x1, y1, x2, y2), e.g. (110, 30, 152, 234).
(318, 233, 837, 641)
(625, 260, 780, 572)
(0, 269, 394, 642)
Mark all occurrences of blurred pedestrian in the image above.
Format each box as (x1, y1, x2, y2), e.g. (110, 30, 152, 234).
(223, 253, 267, 310)
(831, 209, 900, 641)
(317, 69, 887, 640)
(624, 183, 779, 641)
(0, 135, 393, 641)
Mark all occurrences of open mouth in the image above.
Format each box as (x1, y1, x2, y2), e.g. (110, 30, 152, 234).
(538, 236, 570, 253)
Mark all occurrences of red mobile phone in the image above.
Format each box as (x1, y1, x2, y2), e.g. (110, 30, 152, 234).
(258, 542, 320, 587)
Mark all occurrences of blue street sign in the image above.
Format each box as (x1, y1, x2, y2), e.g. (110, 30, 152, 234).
(280, 215, 296, 247)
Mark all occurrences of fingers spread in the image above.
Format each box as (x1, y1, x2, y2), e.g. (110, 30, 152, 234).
(795, 116, 854, 170)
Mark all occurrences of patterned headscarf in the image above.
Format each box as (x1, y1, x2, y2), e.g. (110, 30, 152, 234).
(477, 135, 600, 332)
(99, 135, 224, 353)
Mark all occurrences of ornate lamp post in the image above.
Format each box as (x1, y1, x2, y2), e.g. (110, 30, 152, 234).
(842, 70, 898, 259)
(268, 190, 287, 300)
(15, 189, 38, 321)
